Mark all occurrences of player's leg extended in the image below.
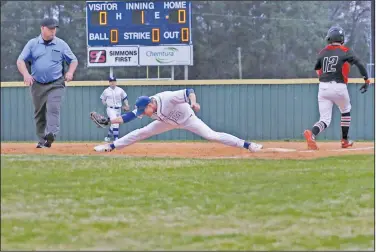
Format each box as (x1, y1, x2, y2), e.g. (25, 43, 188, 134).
(181, 116, 262, 152)
(94, 120, 176, 152)
(333, 87, 353, 148)
(304, 88, 333, 150)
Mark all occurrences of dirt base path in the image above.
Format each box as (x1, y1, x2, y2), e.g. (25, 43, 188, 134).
(1, 142, 374, 160)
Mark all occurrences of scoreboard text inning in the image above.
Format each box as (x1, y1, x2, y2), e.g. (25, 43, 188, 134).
(86, 1, 193, 67)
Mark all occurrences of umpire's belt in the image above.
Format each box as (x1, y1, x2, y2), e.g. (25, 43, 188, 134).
(108, 106, 121, 109)
(38, 76, 63, 85)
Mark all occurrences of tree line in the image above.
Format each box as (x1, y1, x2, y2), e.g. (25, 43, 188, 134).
(1, 1, 373, 81)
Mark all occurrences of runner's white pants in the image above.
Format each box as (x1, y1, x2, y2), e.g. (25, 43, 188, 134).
(318, 82, 351, 127)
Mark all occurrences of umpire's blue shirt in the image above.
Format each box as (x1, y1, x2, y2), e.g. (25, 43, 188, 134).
(18, 35, 77, 84)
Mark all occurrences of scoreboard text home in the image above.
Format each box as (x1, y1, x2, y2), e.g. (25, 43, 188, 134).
(86, 1, 193, 67)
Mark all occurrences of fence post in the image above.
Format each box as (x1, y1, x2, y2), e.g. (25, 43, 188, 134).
(237, 47, 242, 79)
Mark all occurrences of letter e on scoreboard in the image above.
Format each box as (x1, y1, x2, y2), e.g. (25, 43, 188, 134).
(152, 28, 160, 43)
(181, 28, 189, 42)
(110, 29, 118, 43)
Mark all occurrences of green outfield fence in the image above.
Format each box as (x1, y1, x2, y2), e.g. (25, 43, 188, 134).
(1, 79, 374, 142)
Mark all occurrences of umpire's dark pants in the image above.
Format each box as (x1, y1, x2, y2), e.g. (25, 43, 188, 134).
(30, 77, 65, 143)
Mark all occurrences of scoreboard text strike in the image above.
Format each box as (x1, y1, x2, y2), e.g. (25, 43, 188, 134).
(86, 1, 193, 67)
(86, 1, 192, 46)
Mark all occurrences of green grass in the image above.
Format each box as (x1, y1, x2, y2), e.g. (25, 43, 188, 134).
(1, 154, 374, 250)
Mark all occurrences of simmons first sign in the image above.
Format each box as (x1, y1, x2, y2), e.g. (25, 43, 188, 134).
(87, 47, 139, 67)
(87, 45, 193, 67)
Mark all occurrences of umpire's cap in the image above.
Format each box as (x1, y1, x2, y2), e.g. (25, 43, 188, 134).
(108, 76, 117, 82)
(135, 96, 151, 116)
(326, 26, 345, 44)
(40, 18, 59, 28)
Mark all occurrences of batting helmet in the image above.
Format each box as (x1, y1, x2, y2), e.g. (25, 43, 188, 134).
(326, 26, 345, 44)
(135, 96, 151, 116)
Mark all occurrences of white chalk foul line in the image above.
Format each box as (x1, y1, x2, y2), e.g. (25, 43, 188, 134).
(263, 146, 374, 153)
(263, 148, 297, 152)
(329, 147, 374, 152)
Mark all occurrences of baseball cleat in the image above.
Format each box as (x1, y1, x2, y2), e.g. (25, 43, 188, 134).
(36, 142, 47, 148)
(248, 142, 263, 152)
(94, 144, 113, 152)
(303, 130, 319, 150)
(104, 137, 111, 142)
(341, 139, 354, 148)
(44, 132, 55, 148)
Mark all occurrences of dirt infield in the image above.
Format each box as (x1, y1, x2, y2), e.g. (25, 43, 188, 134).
(1, 141, 374, 160)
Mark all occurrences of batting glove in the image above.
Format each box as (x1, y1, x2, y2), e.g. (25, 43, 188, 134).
(360, 79, 370, 94)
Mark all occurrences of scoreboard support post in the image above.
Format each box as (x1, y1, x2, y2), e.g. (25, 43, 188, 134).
(184, 66, 188, 80)
(238, 47, 243, 79)
(110, 67, 114, 79)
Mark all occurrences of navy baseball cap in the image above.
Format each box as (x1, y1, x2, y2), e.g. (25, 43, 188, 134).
(40, 18, 59, 28)
(108, 76, 117, 81)
(135, 96, 151, 116)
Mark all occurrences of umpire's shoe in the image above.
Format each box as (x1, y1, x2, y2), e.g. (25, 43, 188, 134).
(36, 141, 47, 148)
(44, 132, 55, 148)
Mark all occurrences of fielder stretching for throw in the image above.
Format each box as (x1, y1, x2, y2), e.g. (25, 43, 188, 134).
(303, 26, 371, 150)
(90, 89, 263, 152)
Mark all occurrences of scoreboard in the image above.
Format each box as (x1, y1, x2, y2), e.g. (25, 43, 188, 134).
(86, 1, 192, 46)
(86, 1, 193, 67)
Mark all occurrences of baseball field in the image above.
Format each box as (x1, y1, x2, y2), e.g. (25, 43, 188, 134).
(1, 141, 375, 250)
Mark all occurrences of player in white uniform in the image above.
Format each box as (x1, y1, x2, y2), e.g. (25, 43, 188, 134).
(99, 76, 129, 142)
(90, 88, 263, 152)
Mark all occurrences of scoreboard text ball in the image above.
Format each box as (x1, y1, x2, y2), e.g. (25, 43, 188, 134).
(86, 1, 192, 47)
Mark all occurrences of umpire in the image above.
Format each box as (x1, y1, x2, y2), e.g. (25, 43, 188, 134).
(16, 18, 78, 148)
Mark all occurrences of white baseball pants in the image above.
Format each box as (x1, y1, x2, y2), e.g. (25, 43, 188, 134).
(107, 108, 121, 127)
(317, 82, 351, 127)
(106, 107, 121, 139)
(113, 115, 245, 149)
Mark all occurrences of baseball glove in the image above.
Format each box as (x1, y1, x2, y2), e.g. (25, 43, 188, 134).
(90, 111, 110, 128)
